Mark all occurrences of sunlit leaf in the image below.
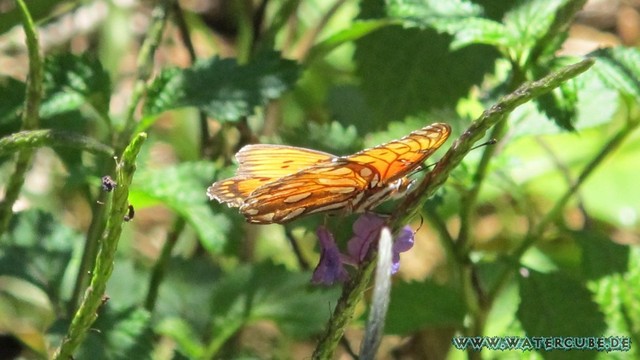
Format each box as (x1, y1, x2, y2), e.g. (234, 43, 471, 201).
(144, 51, 300, 122)
(130, 162, 230, 252)
(42, 53, 111, 118)
(591, 47, 640, 100)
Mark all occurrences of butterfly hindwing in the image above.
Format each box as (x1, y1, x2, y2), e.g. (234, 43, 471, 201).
(240, 161, 372, 223)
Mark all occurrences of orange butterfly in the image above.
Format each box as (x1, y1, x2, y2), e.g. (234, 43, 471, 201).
(207, 123, 451, 224)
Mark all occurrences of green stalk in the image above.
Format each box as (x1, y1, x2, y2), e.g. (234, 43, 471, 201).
(0, 0, 43, 236)
(53, 133, 147, 360)
(0, 129, 114, 157)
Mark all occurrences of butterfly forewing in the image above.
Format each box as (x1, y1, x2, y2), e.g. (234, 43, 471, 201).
(345, 123, 451, 182)
(207, 144, 336, 207)
(235, 144, 335, 178)
(208, 123, 452, 224)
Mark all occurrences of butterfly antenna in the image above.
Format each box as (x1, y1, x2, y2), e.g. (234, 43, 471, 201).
(415, 215, 424, 234)
(471, 138, 498, 151)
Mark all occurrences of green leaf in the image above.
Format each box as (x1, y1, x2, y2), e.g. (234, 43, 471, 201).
(130, 161, 229, 252)
(386, 0, 483, 23)
(209, 263, 340, 341)
(591, 47, 640, 100)
(385, 280, 465, 335)
(590, 247, 640, 358)
(0, 77, 25, 132)
(507, 66, 618, 137)
(42, 53, 112, 118)
(386, 0, 510, 50)
(75, 306, 153, 360)
(573, 230, 629, 280)
(154, 257, 222, 335)
(503, 0, 575, 64)
(307, 20, 394, 63)
(0, 275, 55, 356)
(533, 80, 578, 131)
(0, 210, 78, 304)
(354, 26, 497, 123)
(518, 270, 606, 337)
(144, 51, 300, 122)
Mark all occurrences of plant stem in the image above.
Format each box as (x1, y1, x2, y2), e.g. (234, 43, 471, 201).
(144, 217, 185, 311)
(53, 133, 147, 360)
(313, 253, 378, 360)
(311, 58, 594, 359)
(119, 0, 171, 146)
(488, 118, 640, 302)
(0, 129, 114, 156)
(392, 58, 594, 227)
(0, 0, 43, 236)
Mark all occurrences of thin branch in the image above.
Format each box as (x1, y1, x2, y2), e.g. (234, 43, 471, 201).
(170, 0, 212, 157)
(312, 58, 595, 359)
(145, 217, 186, 311)
(392, 58, 595, 227)
(457, 120, 507, 252)
(488, 118, 639, 302)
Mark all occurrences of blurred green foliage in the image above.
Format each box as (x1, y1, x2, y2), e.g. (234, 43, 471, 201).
(0, 0, 639, 359)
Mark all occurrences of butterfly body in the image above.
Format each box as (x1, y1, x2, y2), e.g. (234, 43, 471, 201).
(207, 123, 451, 224)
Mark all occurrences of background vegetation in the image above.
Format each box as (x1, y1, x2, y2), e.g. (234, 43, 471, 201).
(0, 0, 639, 359)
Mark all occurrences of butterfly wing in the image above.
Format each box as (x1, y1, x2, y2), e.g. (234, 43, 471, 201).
(345, 123, 451, 183)
(239, 161, 371, 223)
(238, 123, 451, 223)
(207, 144, 336, 207)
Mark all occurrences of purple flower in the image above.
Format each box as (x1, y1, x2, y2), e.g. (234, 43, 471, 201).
(311, 226, 348, 285)
(311, 214, 416, 285)
(391, 226, 414, 273)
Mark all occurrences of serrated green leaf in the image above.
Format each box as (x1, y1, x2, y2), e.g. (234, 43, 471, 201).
(354, 26, 497, 123)
(591, 47, 640, 100)
(534, 80, 578, 131)
(385, 280, 465, 335)
(42, 53, 111, 118)
(76, 306, 153, 360)
(518, 270, 606, 337)
(130, 162, 229, 252)
(143, 51, 300, 122)
(573, 230, 629, 280)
